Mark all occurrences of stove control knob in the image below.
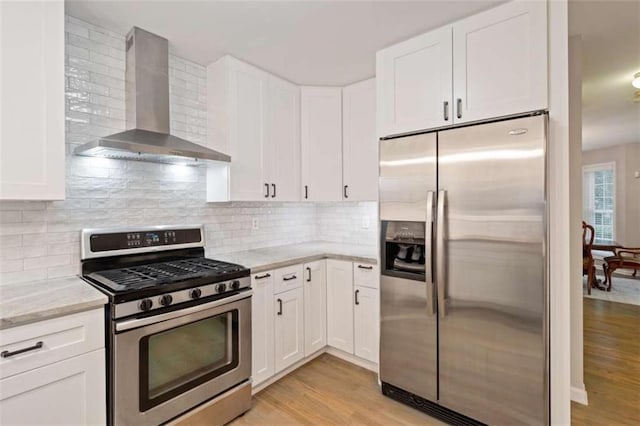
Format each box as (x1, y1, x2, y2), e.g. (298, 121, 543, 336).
(139, 299, 153, 311)
(216, 283, 227, 293)
(231, 280, 241, 290)
(159, 294, 173, 306)
(190, 288, 202, 299)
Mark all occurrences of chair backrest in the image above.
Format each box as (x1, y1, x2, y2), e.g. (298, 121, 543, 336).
(582, 221, 594, 258)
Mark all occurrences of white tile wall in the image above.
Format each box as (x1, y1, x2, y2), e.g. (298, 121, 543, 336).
(0, 16, 377, 285)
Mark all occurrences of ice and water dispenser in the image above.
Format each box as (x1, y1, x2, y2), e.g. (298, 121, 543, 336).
(381, 221, 428, 281)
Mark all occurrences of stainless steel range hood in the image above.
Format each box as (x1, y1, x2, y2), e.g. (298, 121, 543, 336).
(74, 27, 230, 165)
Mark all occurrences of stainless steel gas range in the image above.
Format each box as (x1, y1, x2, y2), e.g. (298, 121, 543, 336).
(79, 225, 251, 426)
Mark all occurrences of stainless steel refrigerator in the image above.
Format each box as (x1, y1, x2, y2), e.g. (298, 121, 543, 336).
(379, 114, 548, 425)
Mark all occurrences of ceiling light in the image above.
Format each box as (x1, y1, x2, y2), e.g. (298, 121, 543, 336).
(633, 72, 640, 89)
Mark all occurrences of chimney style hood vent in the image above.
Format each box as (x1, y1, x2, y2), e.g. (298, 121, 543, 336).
(74, 27, 229, 165)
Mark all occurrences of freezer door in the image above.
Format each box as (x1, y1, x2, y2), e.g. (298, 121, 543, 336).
(379, 133, 438, 401)
(437, 115, 547, 425)
(379, 133, 437, 222)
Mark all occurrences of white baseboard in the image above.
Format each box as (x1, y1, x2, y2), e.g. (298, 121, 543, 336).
(251, 346, 379, 394)
(324, 347, 378, 373)
(571, 385, 588, 405)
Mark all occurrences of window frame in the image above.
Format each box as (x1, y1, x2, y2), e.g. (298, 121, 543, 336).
(582, 161, 616, 241)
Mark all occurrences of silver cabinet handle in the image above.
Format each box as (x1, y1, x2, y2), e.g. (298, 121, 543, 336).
(426, 190, 435, 316)
(456, 98, 462, 119)
(1, 341, 43, 358)
(355, 289, 360, 305)
(443, 101, 449, 121)
(277, 298, 283, 315)
(264, 183, 269, 198)
(436, 190, 447, 318)
(306, 267, 311, 282)
(271, 183, 276, 198)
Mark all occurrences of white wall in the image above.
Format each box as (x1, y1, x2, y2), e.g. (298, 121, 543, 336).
(582, 142, 640, 247)
(0, 15, 377, 285)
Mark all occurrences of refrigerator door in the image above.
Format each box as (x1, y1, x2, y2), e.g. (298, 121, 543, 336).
(379, 133, 437, 222)
(379, 134, 438, 401)
(437, 115, 547, 425)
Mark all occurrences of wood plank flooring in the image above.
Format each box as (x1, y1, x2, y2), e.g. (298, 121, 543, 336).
(231, 354, 444, 425)
(571, 298, 640, 425)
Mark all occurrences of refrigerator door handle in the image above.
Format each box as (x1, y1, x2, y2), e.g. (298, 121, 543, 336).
(436, 189, 447, 318)
(426, 190, 435, 316)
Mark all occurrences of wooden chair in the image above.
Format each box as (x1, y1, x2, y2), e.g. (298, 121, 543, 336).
(603, 248, 640, 291)
(582, 221, 596, 295)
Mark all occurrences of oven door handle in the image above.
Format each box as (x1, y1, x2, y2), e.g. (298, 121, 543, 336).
(115, 290, 253, 332)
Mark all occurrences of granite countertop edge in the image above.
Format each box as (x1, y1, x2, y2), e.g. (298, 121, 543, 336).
(248, 252, 378, 273)
(0, 277, 108, 331)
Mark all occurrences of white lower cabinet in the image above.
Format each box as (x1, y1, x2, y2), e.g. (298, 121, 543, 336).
(326, 259, 355, 353)
(0, 308, 106, 425)
(252, 259, 378, 389)
(0, 349, 106, 425)
(303, 260, 326, 356)
(251, 272, 275, 386)
(274, 287, 305, 372)
(354, 286, 379, 363)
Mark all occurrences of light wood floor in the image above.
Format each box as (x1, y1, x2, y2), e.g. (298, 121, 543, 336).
(572, 298, 640, 425)
(231, 354, 444, 425)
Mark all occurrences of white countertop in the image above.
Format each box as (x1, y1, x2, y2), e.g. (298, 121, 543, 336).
(214, 241, 378, 273)
(0, 276, 108, 330)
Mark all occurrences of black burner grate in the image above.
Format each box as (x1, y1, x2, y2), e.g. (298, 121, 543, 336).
(92, 258, 244, 290)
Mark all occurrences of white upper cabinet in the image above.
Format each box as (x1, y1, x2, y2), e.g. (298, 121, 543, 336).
(206, 56, 300, 201)
(342, 79, 378, 201)
(376, 0, 548, 136)
(300, 87, 343, 201)
(453, 0, 547, 123)
(0, 0, 65, 200)
(376, 26, 453, 138)
(264, 77, 301, 201)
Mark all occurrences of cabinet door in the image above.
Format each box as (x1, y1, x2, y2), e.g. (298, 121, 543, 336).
(342, 79, 378, 201)
(376, 25, 453, 138)
(452, 0, 547, 123)
(251, 272, 275, 386)
(300, 87, 343, 201)
(274, 287, 304, 373)
(264, 77, 300, 201)
(303, 260, 326, 357)
(326, 259, 354, 353)
(229, 60, 267, 200)
(354, 286, 379, 363)
(0, 0, 65, 200)
(0, 349, 105, 425)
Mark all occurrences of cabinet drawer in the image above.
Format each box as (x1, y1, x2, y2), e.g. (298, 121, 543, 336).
(353, 262, 379, 289)
(0, 309, 104, 379)
(273, 264, 304, 294)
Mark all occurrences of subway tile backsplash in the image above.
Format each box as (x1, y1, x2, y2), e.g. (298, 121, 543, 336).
(0, 15, 377, 285)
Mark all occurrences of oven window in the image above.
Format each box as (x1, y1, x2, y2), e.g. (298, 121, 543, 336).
(139, 310, 239, 411)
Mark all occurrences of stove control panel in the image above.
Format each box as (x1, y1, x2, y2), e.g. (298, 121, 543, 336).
(87, 227, 202, 253)
(113, 276, 252, 319)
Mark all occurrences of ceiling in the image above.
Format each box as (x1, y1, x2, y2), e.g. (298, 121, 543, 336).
(569, 0, 640, 151)
(65, 0, 503, 86)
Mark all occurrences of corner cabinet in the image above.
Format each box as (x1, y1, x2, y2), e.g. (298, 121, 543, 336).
(326, 259, 355, 353)
(300, 87, 343, 201)
(206, 56, 300, 202)
(377, 0, 547, 137)
(342, 79, 378, 201)
(0, 0, 65, 200)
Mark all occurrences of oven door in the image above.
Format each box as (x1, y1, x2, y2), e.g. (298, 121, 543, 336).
(112, 292, 251, 426)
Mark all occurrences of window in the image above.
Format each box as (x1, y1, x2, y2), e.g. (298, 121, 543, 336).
(583, 162, 615, 241)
